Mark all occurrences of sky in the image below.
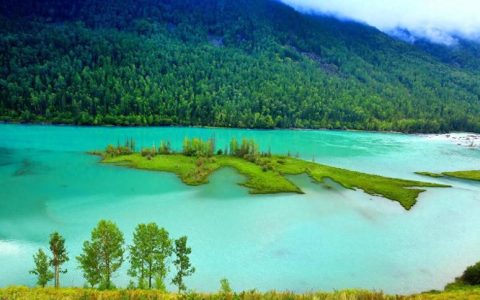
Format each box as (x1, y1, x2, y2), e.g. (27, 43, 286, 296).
(280, 0, 480, 45)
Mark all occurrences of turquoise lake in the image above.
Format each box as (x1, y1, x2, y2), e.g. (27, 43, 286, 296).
(0, 124, 480, 294)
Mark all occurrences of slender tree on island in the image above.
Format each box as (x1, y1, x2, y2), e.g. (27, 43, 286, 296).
(172, 236, 195, 293)
(30, 249, 54, 287)
(129, 223, 173, 289)
(49, 232, 69, 288)
(77, 220, 125, 289)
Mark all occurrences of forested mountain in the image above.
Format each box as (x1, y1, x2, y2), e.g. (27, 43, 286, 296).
(1, 0, 479, 132)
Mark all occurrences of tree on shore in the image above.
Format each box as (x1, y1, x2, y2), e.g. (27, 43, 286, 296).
(128, 223, 173, 289)
(49, 232, 69, 288)
(30, 249, 53, 287)
(77, 220, 125, 289)
(172, 236, 195, 293)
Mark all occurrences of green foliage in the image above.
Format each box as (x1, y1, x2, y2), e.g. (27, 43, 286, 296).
(100, 140, 449, 209)
(182, 137, 214, 157)
(1, 0, 480, 133)
(105, 140, 135, 157)
(128, 223, 173, 289)
(77, 220, 125, 290)
(49, 232, 69, 288)
(158, 141, 172, 155)
(30, 249, 54, 288)
(442, 170, 480, 182)
(140, 146, 157, 159)
(416, 170, 480, 182)
(172, 236, 195, 293)
(219, 278, 233, 295)
(2, 286, 480, 300)
(460, 261, 480, 286)
(229, 138, 259, 162)
(415, 172, 444, 178)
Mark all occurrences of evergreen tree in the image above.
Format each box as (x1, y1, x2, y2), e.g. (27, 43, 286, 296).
(30, 249, 53, 288)
(172, 236, 195, 293)
(77, 220, 125, 289)
(128, 223, 173, 289)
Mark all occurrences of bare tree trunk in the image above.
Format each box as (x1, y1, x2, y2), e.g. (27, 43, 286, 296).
(55, 265, 59, 288)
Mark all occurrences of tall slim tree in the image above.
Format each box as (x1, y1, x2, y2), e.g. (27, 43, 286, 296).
(77, 241, 101, 288)
(49, 232, 69, 288)
(128, 223, 173, 289)
(77, 220, 125, 289)
(30, 249, 53, 287)
(172, 236, 195, 293)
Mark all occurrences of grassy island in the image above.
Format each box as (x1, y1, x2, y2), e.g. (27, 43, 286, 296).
(416, 170, 480, 182)
(94, 138, 448, 210)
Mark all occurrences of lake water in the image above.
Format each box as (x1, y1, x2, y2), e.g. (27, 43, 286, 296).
(0, 124, 479, 294)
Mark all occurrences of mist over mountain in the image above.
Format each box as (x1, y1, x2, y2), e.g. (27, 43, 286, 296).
(0, 0, 479, 132)
(279, 0, 480, 46)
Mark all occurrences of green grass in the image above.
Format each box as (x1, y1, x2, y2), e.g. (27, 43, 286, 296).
(442, 170, 480, 181)
(103, 154, 301, 194)
(268, 157, 449, 210)
(1, 286, 480, 300)
(415, 172, 445, 178)
(100, 153, 448, 210)
(416, 170, 480, 182)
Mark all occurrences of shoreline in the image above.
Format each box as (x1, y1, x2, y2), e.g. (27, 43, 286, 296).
(1, 120, 477, 137)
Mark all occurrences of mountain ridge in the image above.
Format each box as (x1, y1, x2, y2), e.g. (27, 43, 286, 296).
(1, 0, 479, 132)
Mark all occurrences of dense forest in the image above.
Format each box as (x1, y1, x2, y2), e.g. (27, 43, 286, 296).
(0, 0, 480, 133)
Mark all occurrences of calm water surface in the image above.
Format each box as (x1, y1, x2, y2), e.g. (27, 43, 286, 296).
(0, 124, 479, 294)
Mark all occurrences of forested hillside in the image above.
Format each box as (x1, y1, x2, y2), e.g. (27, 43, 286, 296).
(1, 0, 479, 132)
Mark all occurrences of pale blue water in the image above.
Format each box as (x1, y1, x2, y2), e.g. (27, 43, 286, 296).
(0, 124, 480, 294)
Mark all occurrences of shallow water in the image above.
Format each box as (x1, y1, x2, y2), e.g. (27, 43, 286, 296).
(0, 124, 479, 294)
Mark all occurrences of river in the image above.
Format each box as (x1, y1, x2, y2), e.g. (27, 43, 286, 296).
(0, 124, 479, 294)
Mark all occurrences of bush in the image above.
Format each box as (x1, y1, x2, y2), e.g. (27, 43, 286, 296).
(182, 137, 214, 157)
(219, 278, 232, 295)
(141, 147, 156, 158)
(461, 261, 480, 285)
(159, 141, 172, 155)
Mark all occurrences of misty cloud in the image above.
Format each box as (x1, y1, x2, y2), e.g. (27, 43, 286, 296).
(280, 0, 480, 45)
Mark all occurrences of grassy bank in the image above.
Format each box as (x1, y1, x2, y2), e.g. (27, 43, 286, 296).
(2, 286, 480, 300)
(416, 170, 480, 182)
(101, 153, 448, 210)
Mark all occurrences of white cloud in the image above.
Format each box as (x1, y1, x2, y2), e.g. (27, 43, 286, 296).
(280, 0, 480, 45)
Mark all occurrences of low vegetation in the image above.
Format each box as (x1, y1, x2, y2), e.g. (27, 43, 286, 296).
(416, 170, 480, 182)
(1, 286, 480, 300)
(95, 138, 449, 210)
(446, 260, 480, 288)
(414, 172, 445, 178)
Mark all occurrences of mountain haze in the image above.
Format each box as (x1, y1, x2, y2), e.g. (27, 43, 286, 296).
(1, 0, 479, 132)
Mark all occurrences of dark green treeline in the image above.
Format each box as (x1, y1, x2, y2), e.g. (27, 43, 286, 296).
(1, 0, 480, 133)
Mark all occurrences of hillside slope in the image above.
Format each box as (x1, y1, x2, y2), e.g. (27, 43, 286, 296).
(0, 0, 479, 132)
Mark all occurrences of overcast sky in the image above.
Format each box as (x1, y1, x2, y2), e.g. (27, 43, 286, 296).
(280, 0, 480, 45)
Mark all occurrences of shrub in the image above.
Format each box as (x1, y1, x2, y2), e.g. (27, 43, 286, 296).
(159, 141, 172, 155)
(461, 261, 480, 285)
(183, 138, 214, 157)
(219, 278, 232, 295)
(141, 147, 155, 157)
